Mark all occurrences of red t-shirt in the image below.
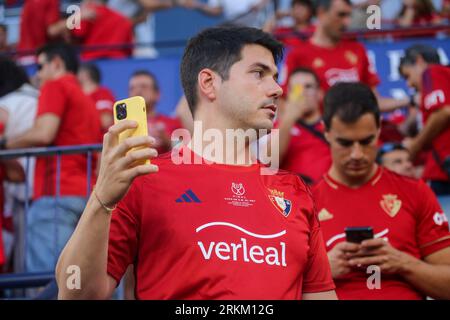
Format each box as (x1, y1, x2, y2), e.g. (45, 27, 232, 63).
(18, 0, 60, 52)
(280, 39, 380, 94)
(313, 167, 450, 300)
(90, 86, 115, 115)
(148, 114, 182, 154)
(72, 4, 133, 60)
(279, 121, 331, 184)
(34, 74, 102, 199)
(107, 149, 335, 299)
(420, 64, 450, 181)
(89, 86, 115, 134)
(273, 26, 315, 49)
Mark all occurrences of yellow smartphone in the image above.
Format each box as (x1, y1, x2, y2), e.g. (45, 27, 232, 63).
(113, 96, 150, 165)
(288, 84, 304, 101)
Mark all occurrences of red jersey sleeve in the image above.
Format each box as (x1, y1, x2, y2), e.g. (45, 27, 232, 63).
(107, 179, 142, 284)
(37, 81, 66, 117)
(357, 43, 380, 88)
(422, 66, 450, 113)
(415, 180, 450, 257)
(45, 0, 60, 27)
(301, 184, 336, 294)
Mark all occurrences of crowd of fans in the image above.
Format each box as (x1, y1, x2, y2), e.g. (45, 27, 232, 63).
(0, 0, 449, 299)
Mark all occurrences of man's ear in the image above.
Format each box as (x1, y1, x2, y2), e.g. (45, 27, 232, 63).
(322, 121, 331, 143)
(198, 68, 217, 102)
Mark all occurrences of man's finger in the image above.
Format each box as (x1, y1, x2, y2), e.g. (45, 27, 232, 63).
(105, 120, 138, 150)
(125, 163, 159, 181)
(361, 238, 387, 249)
(348, 255, 388, 267)
(338, 241, 361, 253)
(117, 147, 158, 169)
(114, 135, 156, 159)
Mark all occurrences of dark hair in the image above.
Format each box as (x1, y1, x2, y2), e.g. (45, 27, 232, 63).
(0, 24, 7, 33)
(180, 26, 284, 114)
(399, 44, 440, 75)
(289, 67, 320, 85)
(0, 55, 29, 98)
(314, 0, 351, 11)
(80, 63, 101, 84)
(376, 142, 409, 164)
(291, 0, 314, 9)
(130, 70, 159, 92)
(323, 82, 380, 130)
(37, 42, 79, 74)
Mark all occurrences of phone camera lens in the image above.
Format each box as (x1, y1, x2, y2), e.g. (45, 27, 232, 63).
(116, 103, 127, 120)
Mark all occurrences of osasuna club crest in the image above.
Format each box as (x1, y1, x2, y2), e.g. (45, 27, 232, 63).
(380, 194, 402, 218)
(268, 189, 292, 217)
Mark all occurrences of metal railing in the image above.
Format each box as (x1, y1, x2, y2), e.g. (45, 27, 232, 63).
(0, 144, 102, 299)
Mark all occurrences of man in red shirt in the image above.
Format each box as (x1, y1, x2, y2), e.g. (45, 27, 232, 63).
(400, 45, 450, 220)
(280, 0, 408, 112)
(2, 43, 102, 272)
(278, 67, 331, 184)
(128, 70, 182, 154)
(78, 63, 115, 134)
(71, 0, 133, 60)
(313, 82, 450, 299)
(56, 26, 336, 300)
(17, 0, 62, 62)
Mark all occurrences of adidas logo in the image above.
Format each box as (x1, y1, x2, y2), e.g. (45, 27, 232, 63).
(318, 208, 334, 221)
(175, 189, 202, 203)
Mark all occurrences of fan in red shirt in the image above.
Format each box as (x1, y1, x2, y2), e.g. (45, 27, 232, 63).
(266, 0, 316, 48)
(4, 43, 101, 272)
(400, 45, 450, 196)
(277, 67, 331, 184)
(280, 0, 409, 113)
(128, 70, 182, 154)
(78, 63, 115, 134)
(71, 0, 133, 60)
(17, 0, 61, 59)
(312, 82, 450, 300)
(56, 26, 337, 300)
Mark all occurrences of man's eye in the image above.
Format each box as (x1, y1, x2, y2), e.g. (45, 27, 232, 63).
(253, 70, 263, 78)
(360, 138, 374, 146)
(338, 140, 353, 147)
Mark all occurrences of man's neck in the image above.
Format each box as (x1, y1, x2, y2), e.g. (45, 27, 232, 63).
(310, 27, 340, 48)
(301, 110, 321, 125)
(190, 108, 257, 166)
(328, 164, 379, 189)
(146, 107, 157, 119)
(82, 81, 98, 95)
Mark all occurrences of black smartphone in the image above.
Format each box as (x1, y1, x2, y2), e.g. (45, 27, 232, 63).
(345, 227, 374, 243)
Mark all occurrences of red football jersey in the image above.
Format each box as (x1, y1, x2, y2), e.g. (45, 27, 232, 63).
(17, 0, 60, 52)
(313, 167, 450, 300)
(90, 86, 115, 115)
(107, 149, 335, 299)
(34, 74, 102, 199)
(280, 40, 380, 94)
(420, 64, 450, 181)
(71, 4, 133, 60)
(279, 121, 331, 184)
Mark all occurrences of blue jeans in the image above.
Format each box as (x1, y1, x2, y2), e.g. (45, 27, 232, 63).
(25, 196, 87, 272)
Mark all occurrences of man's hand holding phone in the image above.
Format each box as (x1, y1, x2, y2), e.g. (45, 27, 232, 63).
(94, 120, 159, 209)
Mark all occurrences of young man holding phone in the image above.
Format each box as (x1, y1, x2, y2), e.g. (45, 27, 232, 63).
(55, 26, 336, 300)
(313, 82, 450, 300)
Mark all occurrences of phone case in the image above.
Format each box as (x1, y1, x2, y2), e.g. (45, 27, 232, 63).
(113, 96, 150, 165)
